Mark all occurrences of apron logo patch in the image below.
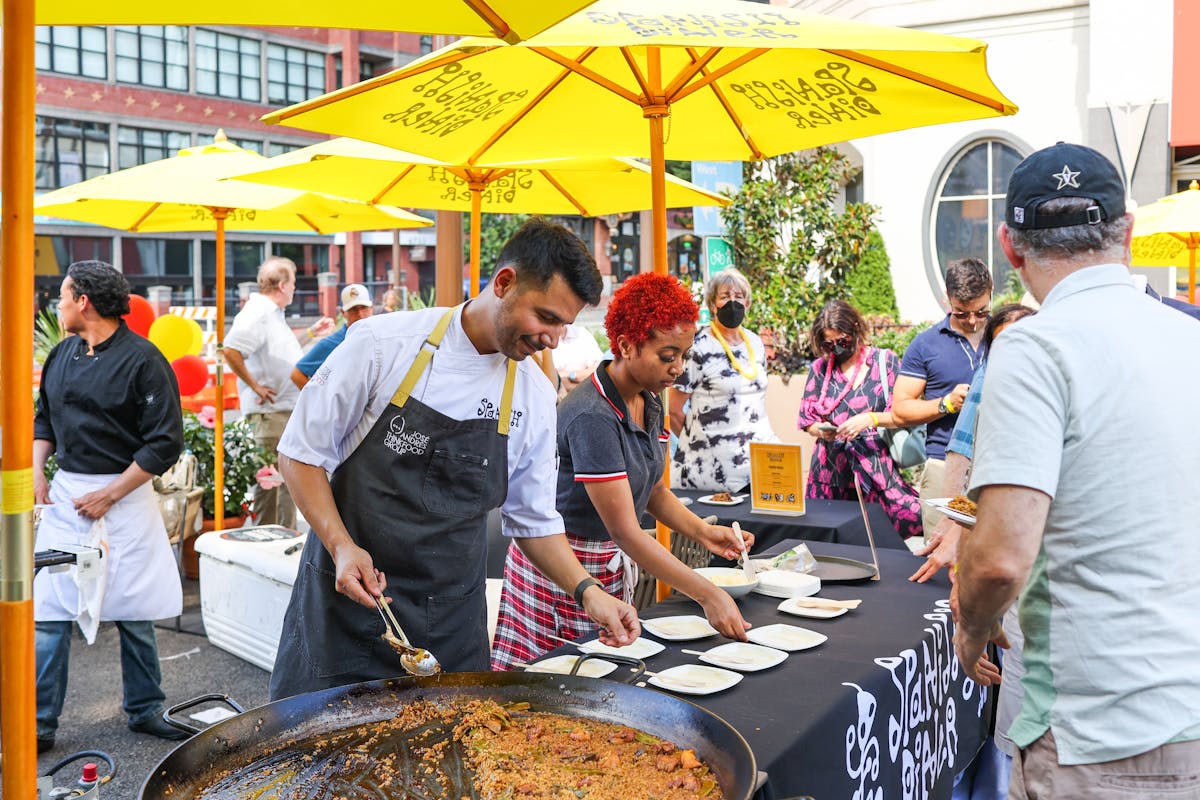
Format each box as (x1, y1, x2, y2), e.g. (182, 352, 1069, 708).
(384, 415, 430, 456)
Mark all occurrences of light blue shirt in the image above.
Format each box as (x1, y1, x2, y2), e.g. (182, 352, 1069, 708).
(970, 263, 1200, 764)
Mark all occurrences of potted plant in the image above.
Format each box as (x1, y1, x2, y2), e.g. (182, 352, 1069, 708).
(182, 405, 277, 523)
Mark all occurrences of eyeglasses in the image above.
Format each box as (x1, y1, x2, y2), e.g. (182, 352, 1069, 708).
(949, 309, 989, 320)
(819, 336, 853, 352)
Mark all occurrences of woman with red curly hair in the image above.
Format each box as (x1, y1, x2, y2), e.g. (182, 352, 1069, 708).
(492, 273, 753, 670)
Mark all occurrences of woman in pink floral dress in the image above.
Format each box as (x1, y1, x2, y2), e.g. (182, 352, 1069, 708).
(796, 300, 922, 541)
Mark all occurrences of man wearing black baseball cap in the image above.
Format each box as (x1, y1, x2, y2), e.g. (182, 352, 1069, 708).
(953, 142, 1200, 798)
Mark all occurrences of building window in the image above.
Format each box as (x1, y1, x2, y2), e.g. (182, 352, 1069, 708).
(196, 29, 261, 102)
(36, 26, 107, 79)
(35, 116, 111, 190)
(225, 136, 262, 154)
(931, 139, 1023, 296)
(265, 141, 298, 157)
(117, 127, 190, 169)
(419, 35, 433, 55)
(267, 44, 325, 105)
(114, 26, 189, 91)
(121, 237, 193, 277)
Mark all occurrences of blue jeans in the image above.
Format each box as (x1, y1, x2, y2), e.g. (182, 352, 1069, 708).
(35, 620, 167, 739)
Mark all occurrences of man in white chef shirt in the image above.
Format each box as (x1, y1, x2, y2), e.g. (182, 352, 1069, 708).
(269, 218, 639, 699)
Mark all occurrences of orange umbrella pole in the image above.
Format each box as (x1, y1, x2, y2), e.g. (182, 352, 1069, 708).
(1, 0, 41, 794)
(213, 211, 229, 528)
(469, 185, 483, 298)
(1189, 246, 1196, 305)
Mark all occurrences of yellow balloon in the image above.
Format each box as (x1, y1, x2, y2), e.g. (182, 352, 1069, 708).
(148, 314, 194, 363)
(185, 317, 204, 357)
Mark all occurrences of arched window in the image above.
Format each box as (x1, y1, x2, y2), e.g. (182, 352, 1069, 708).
(930, 139, 1023, 298)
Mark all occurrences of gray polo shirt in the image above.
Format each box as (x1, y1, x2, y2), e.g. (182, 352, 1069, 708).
(556, 361, 668, 540)
(970, 263, 1200, 764)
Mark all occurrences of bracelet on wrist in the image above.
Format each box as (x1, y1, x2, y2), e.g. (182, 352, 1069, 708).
(868, 411, 880, 427)
(572, 576, 602, 606)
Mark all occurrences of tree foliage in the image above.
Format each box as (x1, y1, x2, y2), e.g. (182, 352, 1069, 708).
(720, 148, 878, 374)
(463, 213, 530, 285)
(845, 229, 899, 319)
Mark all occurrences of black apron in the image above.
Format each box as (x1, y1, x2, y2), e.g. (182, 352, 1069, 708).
(270, 308, 516, 700)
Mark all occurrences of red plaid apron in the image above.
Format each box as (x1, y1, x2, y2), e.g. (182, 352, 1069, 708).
(490, 534, 631, 671)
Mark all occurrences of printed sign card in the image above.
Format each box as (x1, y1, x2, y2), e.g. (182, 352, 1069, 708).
(749, 442, 805, 516)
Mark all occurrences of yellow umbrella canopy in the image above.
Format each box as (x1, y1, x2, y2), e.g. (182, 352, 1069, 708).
(229, 137, 730, 293)
(6, 1, 598, 42)
(264, 0, 1017, 272)
(34, 134, 431, 526)
(1131, 180, 1200, 302)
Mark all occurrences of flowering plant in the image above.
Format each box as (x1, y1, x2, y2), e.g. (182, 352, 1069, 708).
(182, 406, 274, 519)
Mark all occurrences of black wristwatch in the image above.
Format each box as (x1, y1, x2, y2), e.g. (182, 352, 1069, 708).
(572, 576, 602, 606)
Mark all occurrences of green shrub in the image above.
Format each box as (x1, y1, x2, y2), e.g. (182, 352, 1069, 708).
(846, 230, 899, 319)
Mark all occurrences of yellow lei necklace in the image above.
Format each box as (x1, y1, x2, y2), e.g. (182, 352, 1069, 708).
(711, 324, 758, 380)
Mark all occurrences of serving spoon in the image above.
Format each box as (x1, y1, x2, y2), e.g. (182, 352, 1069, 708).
(374, 595, 441, 676)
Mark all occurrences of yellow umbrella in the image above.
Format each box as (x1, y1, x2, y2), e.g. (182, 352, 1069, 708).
(1131, 180, 1200, 303)
(0, 2, 587, 790)
(35, 133, 431, 527)
(228, 137, 730, 295)
(264, 0, 1018, 275)
(5, 1, 598, 42)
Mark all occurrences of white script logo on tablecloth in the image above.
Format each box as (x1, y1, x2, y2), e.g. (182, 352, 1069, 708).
(843, 599, 990, 800)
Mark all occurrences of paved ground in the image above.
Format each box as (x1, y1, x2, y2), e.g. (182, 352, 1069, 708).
(23, 577, 273, 799)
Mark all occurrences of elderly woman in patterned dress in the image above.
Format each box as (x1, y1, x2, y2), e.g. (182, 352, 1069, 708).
(669, 269, 779, 494)
(796, 299, 922, 542)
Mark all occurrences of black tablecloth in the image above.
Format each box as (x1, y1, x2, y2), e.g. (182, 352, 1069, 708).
(542, 541, 990, 800)
(674, 489, 909, 554)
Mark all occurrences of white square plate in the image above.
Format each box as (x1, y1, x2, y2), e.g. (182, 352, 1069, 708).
(925, 497, 976, 527)
(647, 664, 743, 695)
(745, 623, 828, 652)
(525, 654, 618, 679)
(641, 615, 719, 641)
(777, 597, 850, 619)
(694, 642, 788, 672)
(577, 637, 666, 660)
(697, 494, 747, 506)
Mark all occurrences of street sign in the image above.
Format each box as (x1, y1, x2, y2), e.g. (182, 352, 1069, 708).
(705, 236, 735, 273)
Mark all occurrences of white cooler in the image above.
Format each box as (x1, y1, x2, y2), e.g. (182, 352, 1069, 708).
(193, 525, 305, 671)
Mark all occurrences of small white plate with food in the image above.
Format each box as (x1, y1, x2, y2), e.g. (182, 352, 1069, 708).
(525, 654, 619, 678)
(745, 623, 828, 652)
(777, 596, 859, 619)
(577, 636, 666, 660)
(693, 567, 759, 598)
(641, 615, 719, 641)
(697, 493, 746, 506)
(687, 642, 788, 672)
(646, 664, 743, 695)
(925, 496, 977, 527)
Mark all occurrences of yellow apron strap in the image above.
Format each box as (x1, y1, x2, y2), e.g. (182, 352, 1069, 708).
(389, 306, 517, 437)
(390, 308, 457, 408)
(497, 358, 517, 436)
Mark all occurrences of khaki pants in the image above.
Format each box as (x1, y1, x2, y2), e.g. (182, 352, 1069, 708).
(245, 410, 295, 529)
(917, 457, 946, 541)
(1010, 729, 1200, 800)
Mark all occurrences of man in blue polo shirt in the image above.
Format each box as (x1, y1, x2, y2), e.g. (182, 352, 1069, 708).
(891, 258, 991, 540)
(291, 283, 374, 389)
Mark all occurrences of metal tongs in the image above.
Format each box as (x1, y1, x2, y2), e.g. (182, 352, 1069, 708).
(373, 595, 442, 677)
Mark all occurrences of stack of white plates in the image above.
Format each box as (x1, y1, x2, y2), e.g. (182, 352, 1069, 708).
(752, 569, 821, 599)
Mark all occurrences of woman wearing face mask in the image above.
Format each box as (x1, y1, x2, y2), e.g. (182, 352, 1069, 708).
(669, 268, 779, 494)
(491, 273, 753, 670)
(796, 299, 922, 541)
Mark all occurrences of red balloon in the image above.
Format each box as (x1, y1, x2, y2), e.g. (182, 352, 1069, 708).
(171, 355, 210, 397)
(124, 295, 156, 337)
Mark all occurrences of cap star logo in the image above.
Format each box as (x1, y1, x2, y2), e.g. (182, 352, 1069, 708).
(1052, 164, 1081, 190)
